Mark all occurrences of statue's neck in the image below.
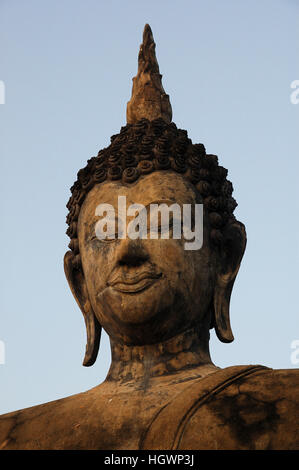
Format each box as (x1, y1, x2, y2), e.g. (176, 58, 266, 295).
(106, 327, 217, 385)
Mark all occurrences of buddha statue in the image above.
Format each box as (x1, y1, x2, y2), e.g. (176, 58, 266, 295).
(0, 24, 298, 451)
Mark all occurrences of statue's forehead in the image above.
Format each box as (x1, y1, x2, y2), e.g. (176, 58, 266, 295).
(81, 171, 197, 218)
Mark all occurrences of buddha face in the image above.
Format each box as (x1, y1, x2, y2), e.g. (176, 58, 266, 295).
(77, 171, 217, 345)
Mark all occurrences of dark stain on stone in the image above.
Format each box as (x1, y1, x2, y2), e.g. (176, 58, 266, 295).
(207, 384, 282, 449)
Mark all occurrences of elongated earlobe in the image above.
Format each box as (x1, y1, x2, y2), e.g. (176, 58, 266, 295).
(213, 222, 247, 343)
(64, 251, 101, 366)
(214, 280, 235, 343)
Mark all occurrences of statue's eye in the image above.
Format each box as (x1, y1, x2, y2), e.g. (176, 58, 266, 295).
(147, 211, 183, 239)
(90, 233, 118, 244)
(150, 216, 174, 235)
(90, 217, 122, 243)
(89, 233, 116, 243)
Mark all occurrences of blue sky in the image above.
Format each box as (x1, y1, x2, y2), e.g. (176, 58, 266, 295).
(0, 0, 298, 414)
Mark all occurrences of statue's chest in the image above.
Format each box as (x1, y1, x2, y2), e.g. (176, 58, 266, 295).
(89, 386, 171, 450)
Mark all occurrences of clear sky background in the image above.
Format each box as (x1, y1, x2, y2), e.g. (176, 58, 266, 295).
(0, 0, 298, 415)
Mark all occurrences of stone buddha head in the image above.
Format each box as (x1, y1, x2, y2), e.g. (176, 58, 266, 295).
(64, 25, 246, 367)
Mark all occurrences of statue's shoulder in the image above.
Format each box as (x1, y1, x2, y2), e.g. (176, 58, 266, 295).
(236, 365, 299, 397)
(0, 384, 108, 450)
(142, 365, 299, 450)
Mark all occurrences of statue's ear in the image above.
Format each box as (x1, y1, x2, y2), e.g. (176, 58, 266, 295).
(64, 251, 101, 366)
(213, 221, 247, 343)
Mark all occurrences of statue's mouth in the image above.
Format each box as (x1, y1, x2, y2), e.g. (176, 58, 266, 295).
(108, 271, 162, 294)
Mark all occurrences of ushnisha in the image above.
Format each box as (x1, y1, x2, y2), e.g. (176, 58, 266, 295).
(0, 24, 298, 451)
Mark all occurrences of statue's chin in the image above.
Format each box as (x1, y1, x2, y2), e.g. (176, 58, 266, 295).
(96, 277, 175, 328)
(111, 279, 170, 325)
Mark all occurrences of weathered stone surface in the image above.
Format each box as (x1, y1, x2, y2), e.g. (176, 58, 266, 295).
(0, 24, 298, 450)
(126, 24, 172, 124)
(0, 365, 298, 450)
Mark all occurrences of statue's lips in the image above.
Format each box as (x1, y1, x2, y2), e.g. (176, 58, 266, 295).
(108, 272, 162, 294)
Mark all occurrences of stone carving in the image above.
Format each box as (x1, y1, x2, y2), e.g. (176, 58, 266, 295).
(127, 24, 172, 124)
(0, 24, 298, 451)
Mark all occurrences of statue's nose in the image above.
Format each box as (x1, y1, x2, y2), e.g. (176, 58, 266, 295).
(116, 238, 149, 267)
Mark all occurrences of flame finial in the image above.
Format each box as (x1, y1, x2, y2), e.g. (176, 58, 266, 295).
(126, 24, 172, 124)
